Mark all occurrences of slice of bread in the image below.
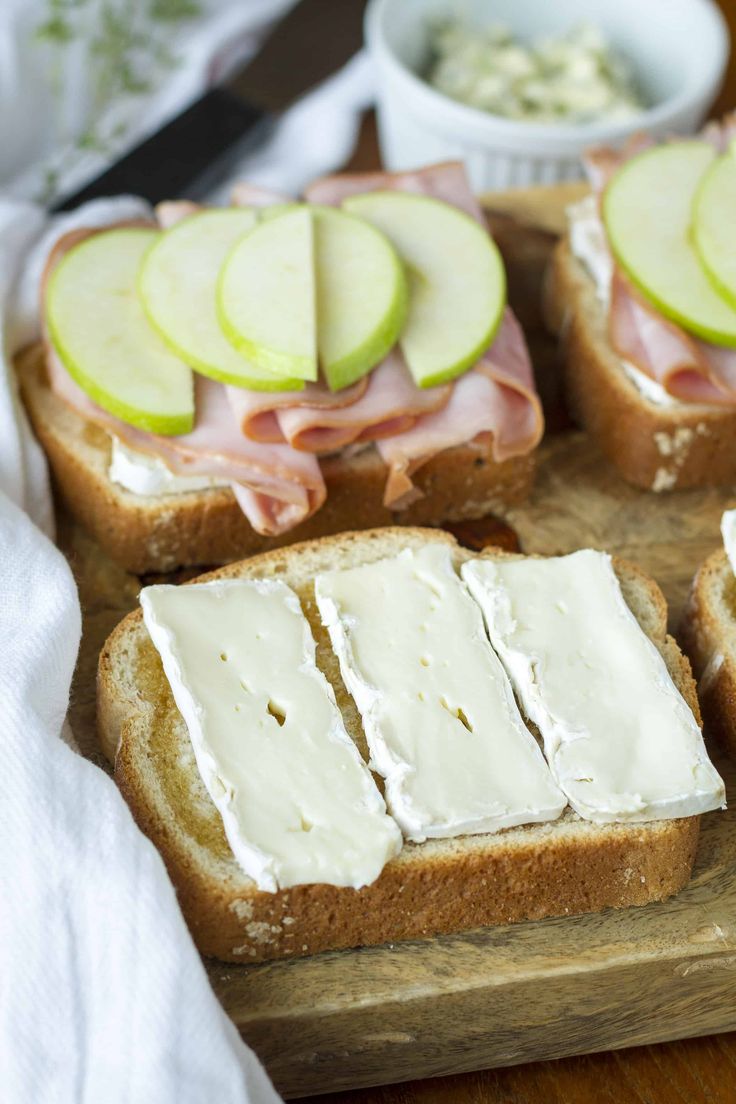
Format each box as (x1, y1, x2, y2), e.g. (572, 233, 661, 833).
(16, 344, 535, 574)
(681, 548, 736, 757)
(543, 239, 736, 491)
(98, 526, 703, 963)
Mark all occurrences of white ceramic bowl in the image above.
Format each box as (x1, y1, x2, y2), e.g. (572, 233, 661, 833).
(366, 0, 730, 191)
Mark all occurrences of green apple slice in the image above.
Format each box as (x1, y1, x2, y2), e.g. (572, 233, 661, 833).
(342, 191, 505, 388)
(312, 205, 408, 391)
(138, 209, 304, 392)
(218, 206, 317, 382)
(603, 141, 736, 347)
(46, 228, 194, 435)
(693, 143, 736, 311)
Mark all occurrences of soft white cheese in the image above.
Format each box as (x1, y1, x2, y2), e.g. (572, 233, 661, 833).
(567, 196, 613, 306)
(721, 510, 736, 575)
(314, 545, 566, 842)
(566, 196, 679, 410)
(141, 578, 402, 892)
(462, 551, 725, 823)
(109, 436, 227, 496)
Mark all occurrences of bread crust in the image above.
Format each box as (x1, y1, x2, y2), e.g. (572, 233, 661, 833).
(99, 527, 703, 963)
(543, 240, 736, 492)
(680, 548, 736, 758)
(17, 344, 535, 573)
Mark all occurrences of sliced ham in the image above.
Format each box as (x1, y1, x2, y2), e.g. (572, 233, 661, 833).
(46, 349, 326, 536)
(305, 160, 485, 222)
(155, 200, 201, 229)
(377, 311, 543, 509)
(226, 376, 369, 443)
(227, 352, 450, 452)
(582, 133, 653, 193)
(156, 186, 293, 226)
(700, 111, 736, 152)
(610, 273, 736, 404)
(230, 182, 293, 208)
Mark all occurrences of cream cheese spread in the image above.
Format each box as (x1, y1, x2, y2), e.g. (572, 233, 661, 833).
(567, 196, 679, 409)
(315, 545, 566, 841)
(109, 436, 228, 496)
(722, 509, 736, 575)
(462, 551, 725, 823)
(141, 578, 402, 892)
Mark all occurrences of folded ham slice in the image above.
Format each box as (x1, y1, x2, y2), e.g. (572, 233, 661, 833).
(378, 310, 543, 508)
(230, 182, 293, 208)
(226, 376, 369, 443)
(583, 134, 653, 194)
(227, 352, 450, 452)
(155, 201, 201, 229)
(305, 161, 486, 223)
(46, 350, 326, 536)
(610, 273, 736, 404)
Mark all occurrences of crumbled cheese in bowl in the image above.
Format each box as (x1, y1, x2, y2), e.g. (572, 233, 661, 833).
(427, 21, 646, 125)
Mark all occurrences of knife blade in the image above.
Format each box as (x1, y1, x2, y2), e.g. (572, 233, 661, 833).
(51, 0, 368, 213)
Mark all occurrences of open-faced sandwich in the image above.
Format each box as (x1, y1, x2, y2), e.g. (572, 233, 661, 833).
(682, 510, 736, 757)
(545, 116, 736, 492)
(18, 163, 543, 572)
(99, 527, 724, 962)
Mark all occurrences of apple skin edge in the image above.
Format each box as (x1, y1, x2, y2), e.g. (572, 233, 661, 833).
(139, 246, 306, 394)
(610, 250, 736, 350)
(215, 302, 318, 383)
(216, 207, 319, 385)
(343, 191, 508, 389)
(322, 249, 409, 393)
(46, 229, 195, 436)
(692, 153, 736, 315)
(48, 317, 195, 435)
(413, 281, 506, 390)
(137, 216, 307, 394)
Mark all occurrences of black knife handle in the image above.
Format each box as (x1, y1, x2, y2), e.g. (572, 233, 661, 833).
(51, 88, 266, 212)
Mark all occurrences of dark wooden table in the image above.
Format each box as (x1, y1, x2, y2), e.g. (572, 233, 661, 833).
(294, 7, 736, 1101)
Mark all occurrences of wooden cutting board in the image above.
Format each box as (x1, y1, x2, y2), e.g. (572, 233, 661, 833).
(61, 185, 736, 1098)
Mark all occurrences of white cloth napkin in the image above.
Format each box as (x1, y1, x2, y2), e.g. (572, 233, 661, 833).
(0, 6, 375, 1100)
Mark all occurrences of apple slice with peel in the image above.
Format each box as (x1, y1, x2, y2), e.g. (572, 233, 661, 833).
(693, 143, 736, 311)
(139, 209, 304, 391)
(342, 191, 505, 388)
(312, 205, 408, 391)
(46, 228, 194, 435)
(603, 142, 736, 347)
(218, 206, 317, 382)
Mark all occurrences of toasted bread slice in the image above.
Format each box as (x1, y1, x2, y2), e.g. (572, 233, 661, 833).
(681, 548, 736, 757)
(543, 239, 736, 491)
(98, 527, 702, 963)
(16, 344, 534, 574)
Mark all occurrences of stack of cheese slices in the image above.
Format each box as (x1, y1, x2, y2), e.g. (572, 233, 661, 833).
(100, 528, 724, 963)
(545, 115, 736, 492)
